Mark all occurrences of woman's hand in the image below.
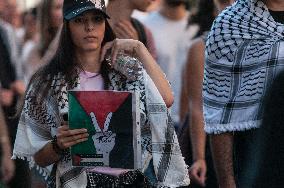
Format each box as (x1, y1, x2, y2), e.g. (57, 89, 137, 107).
(100, 38, 143, 65)
(101, 38, 174, 107)
(56, 122, 89, 150)
(34, 122, 89, 167)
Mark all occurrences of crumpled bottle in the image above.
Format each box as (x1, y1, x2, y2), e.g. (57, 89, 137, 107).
(106, 53, 143, 81)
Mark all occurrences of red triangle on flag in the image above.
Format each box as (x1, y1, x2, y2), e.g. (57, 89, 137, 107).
(75, 91, 130, 129)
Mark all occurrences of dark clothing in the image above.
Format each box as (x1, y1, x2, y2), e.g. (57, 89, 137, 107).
(240, 71, 284, 188)
(131, 18, 147, 48)
(233, 129, 259, 188)
(0, 26, 16, 89)
(269, 10, 284, 24)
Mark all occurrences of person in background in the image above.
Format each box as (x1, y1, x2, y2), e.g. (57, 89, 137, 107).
(20, 7, 39, 82)
(203, 0, 284, 187)
(179, 0, 216, 126)
(240, 69, 284, 188)
(2, 0, 22, 29)
(21, 0, 63, 86)
(20, 2, 63, 187)
(20, 7, 38, 49)
(106, 0, 158, 61)
(0, 0, 30, 187)
(0, 104, 15, 186)
(0, 13, 30, 188)
(0, 0, 25, 96)
(12, 0, 189, 187)
(1, 0, 23, 42)
(143, 0, 199, 128)
(132, 0, 161, 22)
(179, 0, 233, 187)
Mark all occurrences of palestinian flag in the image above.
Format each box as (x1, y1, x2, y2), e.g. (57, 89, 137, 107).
(68, 90, 141, 169)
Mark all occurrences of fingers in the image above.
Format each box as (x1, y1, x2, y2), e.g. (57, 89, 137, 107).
(100, 41, 114, 63)
(189, 168, 205, 187)
(57, 126, 89, 149)
(110, 39, 138, 63)
(103, 112, 113, 132)
(199, 167, 206, 186)
(188, 160, 207, 187)
(101, 39, 141, 65)
(90, 112, 101, 132)
(111, 40, 119, 64)
(58, 133, 89, 149)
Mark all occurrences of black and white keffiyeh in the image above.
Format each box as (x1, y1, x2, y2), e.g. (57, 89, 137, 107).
(203, 0, 284, 134)
(12, 67, 189, 187)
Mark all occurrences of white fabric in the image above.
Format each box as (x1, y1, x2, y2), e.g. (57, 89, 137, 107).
(143, 11, 199, 123)
(13, 68, 190, 187)
(203, 0, 284, 133)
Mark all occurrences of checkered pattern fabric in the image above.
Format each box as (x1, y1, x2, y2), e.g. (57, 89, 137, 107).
(13, 67, 189, 187)
(203, 0, 284, 134)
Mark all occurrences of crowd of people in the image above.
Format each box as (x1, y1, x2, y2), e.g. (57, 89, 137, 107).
(0, 0, 283, 187)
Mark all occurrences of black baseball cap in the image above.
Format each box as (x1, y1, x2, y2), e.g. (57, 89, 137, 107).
(63, 0, 110, 20)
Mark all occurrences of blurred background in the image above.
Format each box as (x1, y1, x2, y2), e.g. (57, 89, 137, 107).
(17, 0, 113, 11)
(17, 0, 40, 11)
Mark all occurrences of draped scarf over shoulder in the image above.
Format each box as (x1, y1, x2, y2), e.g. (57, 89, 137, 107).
(203, 0, 284, 134)
(13, 68, 189, 187)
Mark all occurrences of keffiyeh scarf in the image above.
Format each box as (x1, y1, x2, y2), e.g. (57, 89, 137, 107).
(12, 68, 189, 187)
(203, 0, 284, 134)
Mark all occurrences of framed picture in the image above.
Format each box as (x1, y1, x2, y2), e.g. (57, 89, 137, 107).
(68, 90, 141, 169)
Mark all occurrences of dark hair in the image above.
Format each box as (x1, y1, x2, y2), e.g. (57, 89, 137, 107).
(188, 0, 215, 38)
(26, 17, 116, 106)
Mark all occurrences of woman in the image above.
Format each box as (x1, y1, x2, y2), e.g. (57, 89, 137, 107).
(13, 0, 189, 187)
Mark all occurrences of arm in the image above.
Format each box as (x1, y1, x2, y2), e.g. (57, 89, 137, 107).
(0, 105, 14, 182)
(210, 133, 235, 188)
(101, 39, 174, 107)
(136, 40, 174, 107)
(185, 39, 207, 186)
(179, 67, 189, 124)
(34, 124, 89, 167)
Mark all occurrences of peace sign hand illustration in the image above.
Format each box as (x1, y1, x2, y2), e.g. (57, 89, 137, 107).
(90, 112, 116, 166)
